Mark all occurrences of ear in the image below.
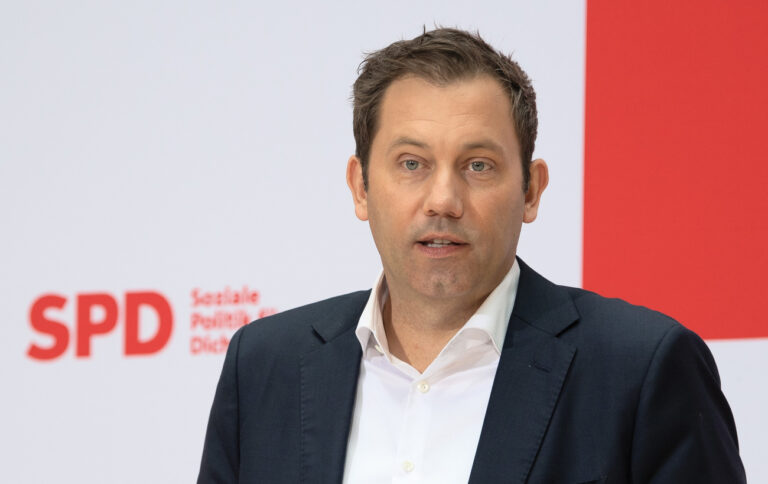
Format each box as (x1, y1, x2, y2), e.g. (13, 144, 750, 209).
(523, 158, 549, 223)
(346, 155, 369, 221)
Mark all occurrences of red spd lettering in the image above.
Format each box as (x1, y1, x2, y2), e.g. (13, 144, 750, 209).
(27, 291, 174, 360)
(27, 294, 69, 360)
(125, 291, 173, 356)
(76, 293, 118, 357)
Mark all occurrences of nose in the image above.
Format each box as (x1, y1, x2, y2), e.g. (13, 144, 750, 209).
(422, 168, 464, 218)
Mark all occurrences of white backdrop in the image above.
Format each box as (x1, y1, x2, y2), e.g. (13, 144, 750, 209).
(1, 1, 762, 482)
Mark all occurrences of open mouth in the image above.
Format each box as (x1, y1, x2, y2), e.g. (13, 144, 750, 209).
(418, 238, 464, 248)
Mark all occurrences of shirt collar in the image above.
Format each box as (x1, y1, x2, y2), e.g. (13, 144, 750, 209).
(355, 259, 520, 357)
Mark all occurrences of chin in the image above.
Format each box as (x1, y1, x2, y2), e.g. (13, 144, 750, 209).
(416, 273, 475, 299)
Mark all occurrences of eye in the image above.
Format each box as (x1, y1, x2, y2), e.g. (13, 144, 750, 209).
(404, 159, 420, 170)
(469, 160, 487, 172)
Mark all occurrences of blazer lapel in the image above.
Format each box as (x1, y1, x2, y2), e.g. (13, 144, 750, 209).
(300, 293, 367, 484)
(469, 259, 579, 484)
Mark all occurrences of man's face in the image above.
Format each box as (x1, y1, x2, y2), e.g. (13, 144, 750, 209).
(347, 75, 546, 305)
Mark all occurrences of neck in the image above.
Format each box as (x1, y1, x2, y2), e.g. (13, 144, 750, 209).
(382, 287, 488, 373)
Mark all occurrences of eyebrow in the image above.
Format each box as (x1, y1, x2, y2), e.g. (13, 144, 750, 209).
(386, 136, 507, 156)
(387, 136, 430, 154)
(461, 139, 506, 155)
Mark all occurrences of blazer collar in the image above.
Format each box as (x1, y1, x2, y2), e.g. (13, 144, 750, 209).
(309, 290, 370, 343)
(510, 257, 580, 338)
(469, 258, 580, 484)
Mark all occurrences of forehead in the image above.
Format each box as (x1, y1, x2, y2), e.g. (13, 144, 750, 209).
(373, 75, 519, 155)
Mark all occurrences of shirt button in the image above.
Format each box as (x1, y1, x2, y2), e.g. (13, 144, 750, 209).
(417, 381, 430, 393)
(374, 344, 383, 354)
(402, 460, 415, 473)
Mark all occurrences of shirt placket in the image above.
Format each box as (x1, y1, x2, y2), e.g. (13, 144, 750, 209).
(392, 372, 435, 483)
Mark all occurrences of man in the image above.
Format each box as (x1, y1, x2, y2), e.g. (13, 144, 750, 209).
(198, 28, 745, 483)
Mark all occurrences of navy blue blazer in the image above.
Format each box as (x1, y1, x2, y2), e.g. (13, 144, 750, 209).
(198, 259, 745, 483)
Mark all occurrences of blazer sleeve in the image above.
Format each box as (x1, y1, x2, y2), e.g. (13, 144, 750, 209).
(629, 324, 746, 483)
(197, 327, 243, 484)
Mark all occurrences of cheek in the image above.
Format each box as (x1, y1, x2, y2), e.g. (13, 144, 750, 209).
(479, 195, 525, 242)
(366, 197, 403, 247)
(369, 184, 411, 221)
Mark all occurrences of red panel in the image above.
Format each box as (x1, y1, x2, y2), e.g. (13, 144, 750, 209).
(584, 1, 768, 339)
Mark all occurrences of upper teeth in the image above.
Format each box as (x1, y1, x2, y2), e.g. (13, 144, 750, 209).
(426, 239, 454, 247)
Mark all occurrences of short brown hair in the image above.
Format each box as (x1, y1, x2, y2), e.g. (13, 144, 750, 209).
(352, 27, 538, 190)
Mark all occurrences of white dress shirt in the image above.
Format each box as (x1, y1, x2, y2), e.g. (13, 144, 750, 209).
(342, 260, 521, 484)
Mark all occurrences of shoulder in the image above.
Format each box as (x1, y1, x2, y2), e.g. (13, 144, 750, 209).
(515, 258, 685, 349)
(515, 259, 690, 354)
(232, 290, 370, 358)
(566, 285, 680, 339)
(560, 286, 684, 338)
(557, 285, 716, 383)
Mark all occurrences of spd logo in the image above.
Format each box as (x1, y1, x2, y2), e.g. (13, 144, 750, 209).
(28, 291, 173, 360)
